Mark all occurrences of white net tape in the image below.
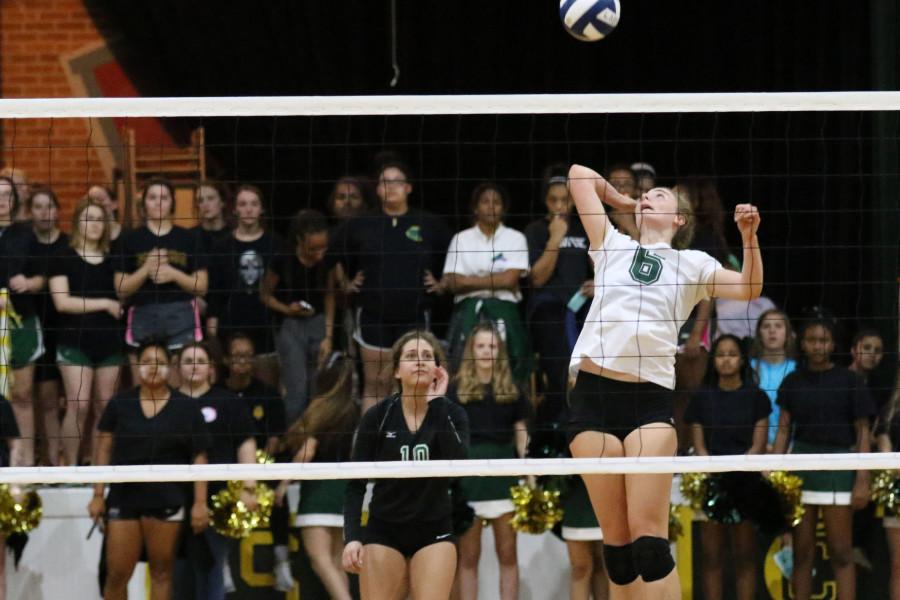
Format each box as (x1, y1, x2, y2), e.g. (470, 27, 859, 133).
(1, 453, 899, 485)
(2, 91, 900, 118)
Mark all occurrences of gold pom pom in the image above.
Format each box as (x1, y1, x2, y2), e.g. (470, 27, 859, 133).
(668, 504, 683, 541)
(766, 470, 804, 528)
(871, 470, 900, 516)
(256, 450, 274, 465)
(0, 485, 42, 535)
(678, 472, 709, 511)
(210, 481, 275, 539)
(508, 484, 563, 535)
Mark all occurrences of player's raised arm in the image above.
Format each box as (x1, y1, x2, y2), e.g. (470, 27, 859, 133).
(708, 203, 763, 301)
(568, 164, 636, 249)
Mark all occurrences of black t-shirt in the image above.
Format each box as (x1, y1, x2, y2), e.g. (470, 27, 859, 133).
(194, 386, 257, 496)
(344, 395, 469, 543)
(115, 225, 208, 305)
(875, 405, 900, 451)
(0, 222, 38, 318)
(449, 383, 529, 446)
(48, 246, 120, 349)
(208, 231, 281, 330)
(524, 217, 590, 311)
(777, 366, 875, 448)
(0, 395, 20, 468)
(31, 232, 69, 340)
(267, 244, 329, 315)
(684, 383, 771, 455)
(229, 378, 287, 449)
(330, 208, 452, 321)
(98, 387, 212, 509)
(191, 225, 231, 257)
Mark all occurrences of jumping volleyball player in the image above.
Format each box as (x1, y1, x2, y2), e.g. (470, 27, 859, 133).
(566, 164, 762, 598)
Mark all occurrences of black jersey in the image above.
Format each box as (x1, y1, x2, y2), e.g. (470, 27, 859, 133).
(0, 395, 20, 468)
(344, 395, 469, 543)
(115, 225, 208, 305)
(98, 387, 212, 509)
(31, 232, 69, 340)
(524, 217, 590, 311)
(191, 225, 231, 257)
(330, 208, 451, 322)
(267, 243, 329, 315)
(48, 246, 120, 348)
(229, 378, 287, 449)
(207, 231, 281, 333)
(448, 383, 529, 446)
(194, 386, 256, 496)
(684, 383, 771, 456)
(0, 222, 38, 318)
(777, 366, 875, 448)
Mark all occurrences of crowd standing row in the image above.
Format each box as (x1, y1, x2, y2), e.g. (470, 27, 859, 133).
(0, 158, 894, 600)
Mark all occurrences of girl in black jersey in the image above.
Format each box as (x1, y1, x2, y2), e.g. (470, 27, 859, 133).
(331, 157, 452, 413)
(28, 187, 68, 467)
(86, 184, 122, 242)
(88, 341, 212, 600)
(874, 376, 900, 600)
(685, 334, 770, 600)
(193, 181, 231, 250)
(451, 323, 529, 600)
(773, 319, 874, 600)
(49, 199, 122, 466)
(206, 184, 281, 388)
(0, 176, 45, 467)
(343, 330, 469, 600)
(173, 342, 258, 600)
(115, 179, 209, 383)
(279, 353, 358, 600)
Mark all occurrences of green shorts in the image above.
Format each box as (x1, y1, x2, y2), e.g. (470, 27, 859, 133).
(296, 478, 346, 528)
(793, 441, 855, 506)
(10, 315, 43, 370)
(56, 345, 123, 369)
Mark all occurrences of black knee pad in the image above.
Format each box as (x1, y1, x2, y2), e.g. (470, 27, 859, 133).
(602, 543, 638, 586)
(632, 536, 675, 582)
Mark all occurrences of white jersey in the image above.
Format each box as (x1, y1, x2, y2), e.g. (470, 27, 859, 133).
(570, 224, 722, 389)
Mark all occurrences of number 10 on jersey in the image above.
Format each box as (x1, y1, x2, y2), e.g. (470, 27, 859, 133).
(399, 444, 430, 461)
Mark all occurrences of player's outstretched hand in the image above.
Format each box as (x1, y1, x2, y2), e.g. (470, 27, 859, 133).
(734, 203, 760, 238)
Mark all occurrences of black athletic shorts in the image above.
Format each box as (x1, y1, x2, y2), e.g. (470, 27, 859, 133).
(567, 371, 674, 444)
(106, 504, 184, 522)
(362, 514, 455, 558)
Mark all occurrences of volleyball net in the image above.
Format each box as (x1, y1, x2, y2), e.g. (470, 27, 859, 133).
(0, 92, 897, 486)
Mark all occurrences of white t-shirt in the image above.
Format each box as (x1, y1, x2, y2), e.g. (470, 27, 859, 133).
(715, 295, 776, 340)
(443, 224, 530, 303)
(570, 224, 722, 389)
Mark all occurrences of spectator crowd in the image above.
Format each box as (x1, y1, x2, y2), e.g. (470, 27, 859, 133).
(0, 156, 895, 600)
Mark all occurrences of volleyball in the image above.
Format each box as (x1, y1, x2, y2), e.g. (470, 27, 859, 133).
(559, 0, 621, 42)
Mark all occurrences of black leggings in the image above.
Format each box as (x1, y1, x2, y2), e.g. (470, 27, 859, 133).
(270, 500, 289, 546)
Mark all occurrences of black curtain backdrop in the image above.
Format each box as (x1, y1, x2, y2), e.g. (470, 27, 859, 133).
(87, 0, 897, 364)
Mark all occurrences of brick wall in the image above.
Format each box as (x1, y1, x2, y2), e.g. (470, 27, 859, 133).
(0, 0, 117, 225)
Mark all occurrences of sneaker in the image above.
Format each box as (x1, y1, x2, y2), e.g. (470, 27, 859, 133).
(223, 561, 236, 593)
(273, 559, 295, 592)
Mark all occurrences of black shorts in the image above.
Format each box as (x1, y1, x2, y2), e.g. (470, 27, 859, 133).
(354, 308, 431, 351)
(106, 504, 184, 522)
(362, 514, 454, 559)
(567, 372, 674, 444)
